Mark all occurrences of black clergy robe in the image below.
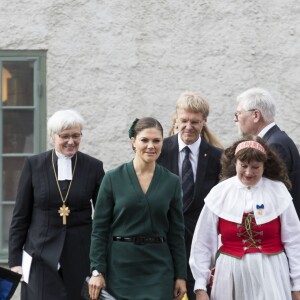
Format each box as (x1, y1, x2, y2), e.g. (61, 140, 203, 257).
(9, 150, 105, 300)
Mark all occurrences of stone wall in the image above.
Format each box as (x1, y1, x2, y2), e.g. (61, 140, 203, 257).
(1, 0, 299, 171)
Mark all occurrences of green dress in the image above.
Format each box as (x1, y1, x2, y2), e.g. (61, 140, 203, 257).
(90, 161, 187, 300)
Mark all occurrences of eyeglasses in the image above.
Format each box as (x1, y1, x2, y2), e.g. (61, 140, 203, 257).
(234, 109, 256, 120)
(178, 119, 203, 126)
(58, 133, 82, 141)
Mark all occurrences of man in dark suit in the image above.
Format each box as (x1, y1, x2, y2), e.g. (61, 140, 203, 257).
(235, 87, 300, 217)
(158, 91, 222, 300)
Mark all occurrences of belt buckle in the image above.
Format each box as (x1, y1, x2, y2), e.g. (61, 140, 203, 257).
(134, 236, 145, 245)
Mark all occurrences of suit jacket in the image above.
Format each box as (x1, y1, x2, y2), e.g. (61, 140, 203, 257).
(9, 150, 105, 300)
(263, 125, 300, 217)
(157, 135, 222, 263)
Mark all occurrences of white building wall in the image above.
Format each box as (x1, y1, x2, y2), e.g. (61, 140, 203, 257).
(1, 0, 300, 171)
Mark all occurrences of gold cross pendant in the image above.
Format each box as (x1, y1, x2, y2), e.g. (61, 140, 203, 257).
(58, 203, 70, 225)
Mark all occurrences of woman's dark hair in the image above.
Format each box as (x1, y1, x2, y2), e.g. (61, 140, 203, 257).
(129, 117, 163, 139)
(220, 135, 291, 190)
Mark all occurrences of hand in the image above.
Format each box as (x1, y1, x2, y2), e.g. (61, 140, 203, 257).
(11, 266, 23, 281)
(173, 278, 187, 300)
(88, 275, 105, 300)
(196, 289, 209, 300)
(292, 291, 300, 300)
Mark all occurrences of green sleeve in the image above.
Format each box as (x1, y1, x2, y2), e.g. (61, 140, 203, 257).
(90, 172, 114, 273)
(167, 178, 187, 279)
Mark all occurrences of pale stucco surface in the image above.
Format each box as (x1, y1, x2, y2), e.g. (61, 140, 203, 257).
(1, 1, 300, 298)
(1, 1, 300, 172)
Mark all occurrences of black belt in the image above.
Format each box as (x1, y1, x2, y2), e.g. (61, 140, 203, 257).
(113, 236, 166, 245)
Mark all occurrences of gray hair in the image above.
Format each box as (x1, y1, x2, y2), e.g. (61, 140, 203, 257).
(47, 109, 84, 137)
(236, 87, 276, 123)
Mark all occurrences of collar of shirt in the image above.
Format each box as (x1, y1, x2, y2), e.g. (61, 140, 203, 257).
(55, 150, 73, 181)
(258, 122, 276, 138)
(177, 135, 201, 181)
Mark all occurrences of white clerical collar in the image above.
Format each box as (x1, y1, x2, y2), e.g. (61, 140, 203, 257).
(55, 151, 73, 180)
(178, 134, 201, 155)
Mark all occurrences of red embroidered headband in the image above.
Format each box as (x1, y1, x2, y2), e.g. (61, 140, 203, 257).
(235, 141, 266, 155)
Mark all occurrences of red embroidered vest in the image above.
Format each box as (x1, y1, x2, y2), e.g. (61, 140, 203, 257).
(218, 213, 284, 258)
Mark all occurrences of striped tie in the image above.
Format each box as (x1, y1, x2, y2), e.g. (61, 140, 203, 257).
(182, 146, 194, 210)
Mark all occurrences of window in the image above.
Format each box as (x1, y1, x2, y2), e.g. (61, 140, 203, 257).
(0, 50, 46, 262)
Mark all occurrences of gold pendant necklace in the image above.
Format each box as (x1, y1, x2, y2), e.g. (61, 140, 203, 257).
(52, 149, 78, 225)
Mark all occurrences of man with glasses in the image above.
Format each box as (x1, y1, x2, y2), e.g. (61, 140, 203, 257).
(158, 91, 222, 299)
(235, 87, 300, 218)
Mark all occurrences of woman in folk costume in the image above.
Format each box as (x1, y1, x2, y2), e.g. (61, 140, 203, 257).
(89, 117, 187, 300)
(9, 109, 105, 300)
(189, 135, 300, 300)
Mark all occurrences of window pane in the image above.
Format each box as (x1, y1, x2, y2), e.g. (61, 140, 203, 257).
(2, 205, 14, 249)
(2, 61, 34, 106)
(2, 157, 25, 201)
(0, 51, 46, 260)
(3, 109, 34, 153)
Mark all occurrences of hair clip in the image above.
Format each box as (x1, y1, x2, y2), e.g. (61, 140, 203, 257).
(128, 118, 139, 138)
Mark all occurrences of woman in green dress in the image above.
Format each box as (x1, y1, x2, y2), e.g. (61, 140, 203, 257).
(89, 117, 187, 300)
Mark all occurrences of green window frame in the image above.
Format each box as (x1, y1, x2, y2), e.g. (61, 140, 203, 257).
(0, 50, 47, 262)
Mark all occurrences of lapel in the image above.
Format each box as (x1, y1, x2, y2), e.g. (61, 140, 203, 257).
(193, 139, 210, 198)
(263, 124, 280, 142)
(39, 150, 60, 207)
(45, 150, 55, 183)
(167, 134, 180, 175)
(166, 136, 211, 197)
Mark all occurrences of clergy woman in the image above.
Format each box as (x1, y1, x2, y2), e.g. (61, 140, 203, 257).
(9, 109, 105, 300)
(89, 117, 187, 300)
